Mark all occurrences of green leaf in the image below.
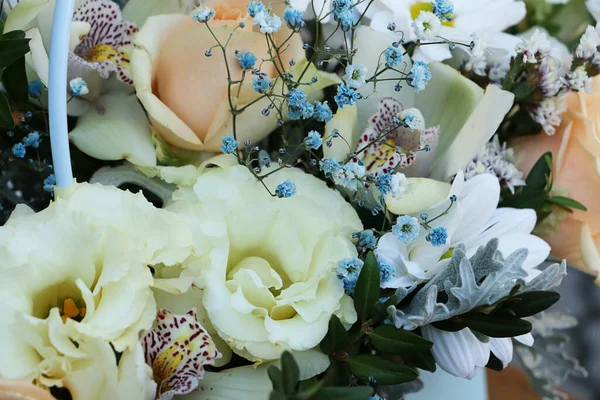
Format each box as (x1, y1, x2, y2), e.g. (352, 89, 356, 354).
(1, 30, 26, 40)
(281, 351, 300, 395)
(547, 196, 587, 212)
(372, 295, 398, 322)
(268, 365, 284, 394)
(0, 38, 31, 69)
(320, 315, 350, 355)
(508, 291, 561, 318)
(0, 20, 4, 36)
(269, 391, 286, 400)
(461, 314, 532, 338)
(2, 56, 28, 104)
(402, 350, 437, 373)
(524, 152, 553, 193)
(0, 91, 15, 129)
(354, 252, 380, 323)
(431, 318, 468, 332)
(346, 355, 418, 385)
(311, 387, 374, 400)
(368, 325, 433, 354)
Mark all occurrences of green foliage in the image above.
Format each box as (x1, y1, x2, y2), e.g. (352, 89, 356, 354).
(0, 29, 30, 128)
(367, 326, 432, 354)
(353, 252, 380, 323)
(500, 152, 586, 221)
(346, 355, 418, 385)
(319, 315, 349, 355)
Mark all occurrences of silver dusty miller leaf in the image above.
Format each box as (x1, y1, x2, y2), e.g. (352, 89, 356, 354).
(515, 311, 588, 400)
(388, 239, 567, 330)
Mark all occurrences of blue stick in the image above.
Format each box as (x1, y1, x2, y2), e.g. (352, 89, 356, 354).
(48, 0, 75, 188)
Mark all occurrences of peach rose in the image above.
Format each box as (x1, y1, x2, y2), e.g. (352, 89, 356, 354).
(512, 76, 600, 284)
(131, 0, 309, 153)
(0, 380, 56, 400)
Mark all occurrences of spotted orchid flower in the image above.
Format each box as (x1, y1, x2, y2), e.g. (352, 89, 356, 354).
(354, 97, 440, 177)
(142, 309, 220, 400)
(71, 0, 138, 85)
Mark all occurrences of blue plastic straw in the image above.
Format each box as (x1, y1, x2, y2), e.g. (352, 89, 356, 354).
(48, 0, 75, 188)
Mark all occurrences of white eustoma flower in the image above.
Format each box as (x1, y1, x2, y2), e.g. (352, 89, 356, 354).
(375, 172, 551, 288)
(166, 155, 361, 364)
(0, 183, 193, 396)
(421, 325, 534, 379)
(367, 0, 526, 63)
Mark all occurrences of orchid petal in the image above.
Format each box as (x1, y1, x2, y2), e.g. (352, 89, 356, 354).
(70, 93, 157, 167)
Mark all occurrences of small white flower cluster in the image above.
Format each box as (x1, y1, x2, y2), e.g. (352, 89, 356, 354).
(565, 24, 600, 93)
(412, 11, 442, 40)
(466, 33, 488, 76)
(516, 29, 552, 64)
(532, 96, 568, 136)
(464, 135, 526, 194)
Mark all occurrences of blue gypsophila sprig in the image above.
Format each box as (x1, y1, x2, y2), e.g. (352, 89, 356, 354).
(432, 0, 455, 22)
(378, 261, 395, 284)
(43, 174, 56, 194)
(23, 132, 41, 148)
(337, 257, 364, 295)
(393, 215, 421, 243)
(12, 143, 26, 158)
(334, 84, 359, 108)
(275, 180, 297, 198)
(192, 6, 216, 23)
(287, 88, 314, 120)
(252, 74, 272, 93)
(426, 226, 448, 247)
(221, 135, 239, 154)
(320, 158, 342, 177)
(237, 51, 257, 70)
(313, 101, 333, 122)
(69, 77, 89, 97)
(384, 45, 404, 67)
(409, 61, 432, 93)
(283, 8, 305, 31)
(354, 230, 377, 252)
(304, 131, 323, 150)
(247, 1, 266, 17)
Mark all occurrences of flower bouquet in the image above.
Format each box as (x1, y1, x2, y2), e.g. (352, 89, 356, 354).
(0, 0, 597, 399)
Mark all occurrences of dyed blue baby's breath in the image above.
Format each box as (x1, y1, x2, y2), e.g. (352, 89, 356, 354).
(393, 215, 421, 243)
(275, 180, 297, 198)
(12, 143, 26, 158)
(304, 131, 323, 150)
(410, 61, 432, 93)
(384, 46, 403, 67)
(337, 257, 364, 295)
(427, 227, 448, 247)
(23, 132, 41, 148)
(221, 135, 239, 154)
(283, 8, 305, 30)
(313, 101, 333, 122)
(238, 51, 257, 70)
(334, 84, 359, 108)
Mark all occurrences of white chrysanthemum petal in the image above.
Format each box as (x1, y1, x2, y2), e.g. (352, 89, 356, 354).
(489, 338, 513, 368)
(422, 326, 490, 379)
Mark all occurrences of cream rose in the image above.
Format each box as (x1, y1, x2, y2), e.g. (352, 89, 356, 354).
(512, 76, 600, 284)
(0, 182, 193, 395)
(166, 156, 362, 362)
(130, 0, 309, 153)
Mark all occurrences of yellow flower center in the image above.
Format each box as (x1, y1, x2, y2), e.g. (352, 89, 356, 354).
(87, 44, 130, 67)
(152, 343, 185, 390)
(59, 298, 86, 323)
(410, 2, 455, 27)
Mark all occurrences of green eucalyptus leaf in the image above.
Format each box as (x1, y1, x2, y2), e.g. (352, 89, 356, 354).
(320, 315, 350, 355)
(0, 91, 15, 129)
(346, 355, 418, 385)
(354, 252, 380, 323)
(2, 56, 28, 104)
(311, 387, 374, 400)
(0, 38, 30, 68)
(509, 291, 561, 318)
(281, 351, 300, 395)
(368, 325, 433, 354)
(547, 196, 587, 211)
(461, 314, 532, 338)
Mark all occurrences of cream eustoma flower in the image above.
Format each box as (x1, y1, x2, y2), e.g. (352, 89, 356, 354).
(161, 155, 361, 364)
(0, 183, 193, 398)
